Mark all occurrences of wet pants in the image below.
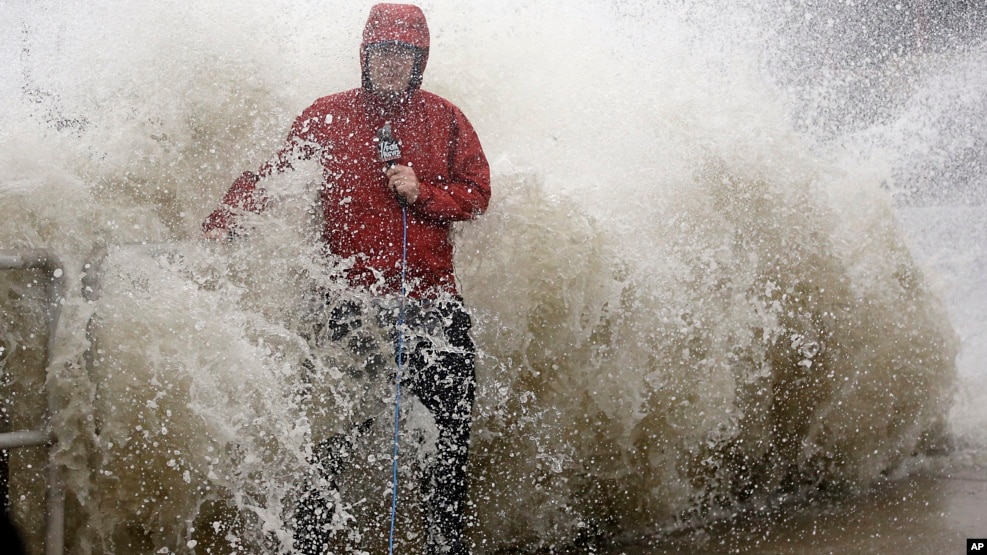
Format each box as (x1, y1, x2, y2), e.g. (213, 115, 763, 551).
(294, 296, 476, 555)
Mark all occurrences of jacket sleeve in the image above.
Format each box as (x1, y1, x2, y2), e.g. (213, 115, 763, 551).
(412, 106, 491, 222)
(201, 169, 266, 235)
(202, 110, 321, 236)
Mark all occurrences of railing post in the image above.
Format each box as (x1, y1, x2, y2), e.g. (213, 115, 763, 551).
(0, 249, 65, 555)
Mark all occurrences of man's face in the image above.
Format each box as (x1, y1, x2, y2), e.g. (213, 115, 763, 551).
(367, 45, 417, 97)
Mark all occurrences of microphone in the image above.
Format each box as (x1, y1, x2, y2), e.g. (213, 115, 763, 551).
(377, 123, 401, 168)
(376, 123, 406, 206)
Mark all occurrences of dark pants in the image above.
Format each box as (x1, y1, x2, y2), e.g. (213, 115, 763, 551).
(294, 295, 476, 555)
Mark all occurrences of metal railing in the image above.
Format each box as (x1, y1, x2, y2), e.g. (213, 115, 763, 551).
(0, 249, 66, 555)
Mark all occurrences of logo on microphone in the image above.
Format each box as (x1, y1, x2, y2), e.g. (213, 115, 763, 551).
(376, 123, 401, 165)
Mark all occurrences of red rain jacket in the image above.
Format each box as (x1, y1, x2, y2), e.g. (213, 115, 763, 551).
(203, 4, 491, 297)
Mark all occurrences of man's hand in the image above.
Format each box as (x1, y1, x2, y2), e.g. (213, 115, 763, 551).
(203, 228, 230, 241)
(386, 165, 419, 205)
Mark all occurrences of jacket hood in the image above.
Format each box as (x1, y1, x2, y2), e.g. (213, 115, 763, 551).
(360, 4, 430, 95)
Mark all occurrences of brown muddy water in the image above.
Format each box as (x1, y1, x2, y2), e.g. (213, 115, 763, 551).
(602, 463, 986, 555)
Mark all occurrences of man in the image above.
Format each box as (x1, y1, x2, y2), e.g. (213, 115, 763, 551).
(202, 4, 490, 554)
